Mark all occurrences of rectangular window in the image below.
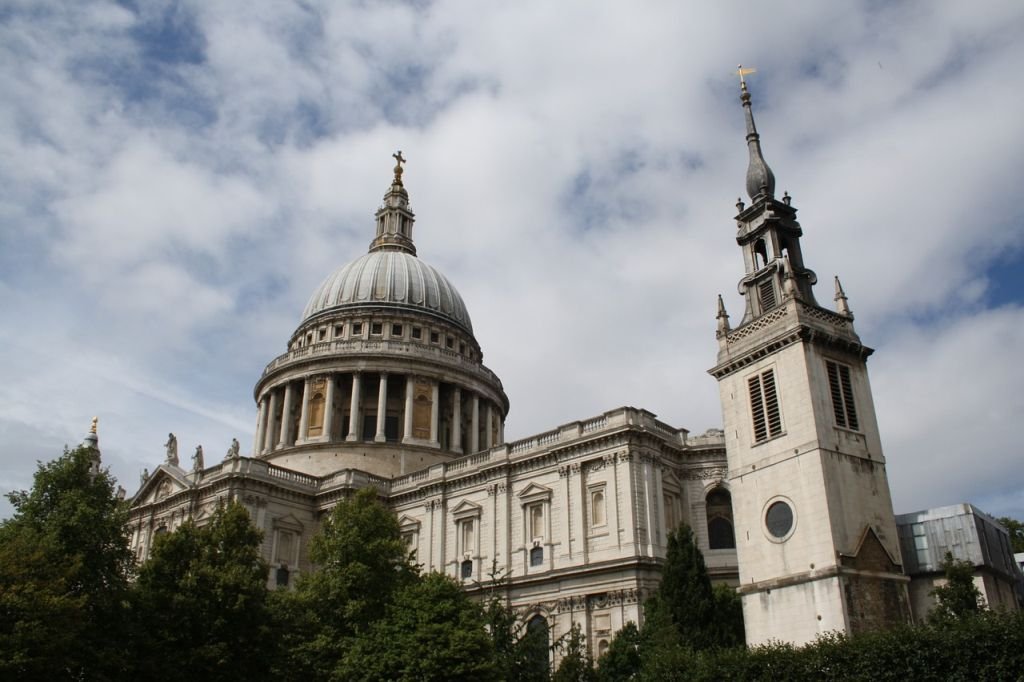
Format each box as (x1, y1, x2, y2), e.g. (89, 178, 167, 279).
(334, 325, 343, 338)
(748, 368, 782, 443)
(352, 322, 363, 335)
(461, 520, 475, 555)
(371, 322, 383, 336)
(758, 279, 776, 311)
(590, 487, 606, 527)
(528, 503, 544, 541)
(391, 323, 403, 337)
(318, 328, 326, 340)
(826, 360, 859, 430)
(412, 326, 422, 340)
(446, 337, 454, 349)
(430, 331, 440, 344)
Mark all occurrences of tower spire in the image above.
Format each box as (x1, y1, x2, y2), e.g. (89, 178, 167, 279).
(369, 151, 417, 256)
(736, 65, 775, 202)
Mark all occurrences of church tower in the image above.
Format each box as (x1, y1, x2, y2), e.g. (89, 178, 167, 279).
(709, 71, 910, 646)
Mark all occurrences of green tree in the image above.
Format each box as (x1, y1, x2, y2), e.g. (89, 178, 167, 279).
(0, 445, 133, 680)
(479, 561, 552, 681)
(642, 525, 715, 650)
(274, 487, 418, 678)
(131, 500, 272, 681)
(997, 516, 1024, 554)
(708, 582, 745, 648)
(552, 622, 596, 682)
(929, 551, 985, 623)
(338, 571, 497, 681)
(595, 621, 641, 682)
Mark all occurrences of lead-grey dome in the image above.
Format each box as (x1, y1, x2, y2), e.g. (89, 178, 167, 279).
(301, 250, 473, 333)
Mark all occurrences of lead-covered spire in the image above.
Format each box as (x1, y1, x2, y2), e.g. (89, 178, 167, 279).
(737, 65, 776, 203)
(369, 151, 417, 256)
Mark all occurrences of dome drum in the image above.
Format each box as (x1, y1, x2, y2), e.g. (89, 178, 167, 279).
(251, 160, 509, 479)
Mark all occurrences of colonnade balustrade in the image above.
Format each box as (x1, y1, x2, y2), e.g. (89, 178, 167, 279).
(252, 371, 502, 457)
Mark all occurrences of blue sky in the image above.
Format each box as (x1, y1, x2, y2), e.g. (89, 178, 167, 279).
(1, 0, 1023, 522)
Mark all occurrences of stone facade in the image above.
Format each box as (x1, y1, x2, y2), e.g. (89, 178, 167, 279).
(129, 153, 741, 654)
(126, 83, 970, 653)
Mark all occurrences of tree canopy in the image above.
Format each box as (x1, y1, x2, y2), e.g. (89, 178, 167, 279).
(131, 500, 273, 681)
(0, 445, 133, 681)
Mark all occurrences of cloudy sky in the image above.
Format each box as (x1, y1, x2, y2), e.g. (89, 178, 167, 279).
(2, 1, 1022, 522)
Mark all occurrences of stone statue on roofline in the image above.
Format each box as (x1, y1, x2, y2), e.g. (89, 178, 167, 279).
(192, 444, 204, 472)
(140, 468, 150, 486)
(225, 437, 240, 460)
(165, 433, 178, 466)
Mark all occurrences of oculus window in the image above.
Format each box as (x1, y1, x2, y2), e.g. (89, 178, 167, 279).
(765, 500, 794, 540)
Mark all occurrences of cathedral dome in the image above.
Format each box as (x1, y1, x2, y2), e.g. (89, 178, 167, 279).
(301, 249, 473, 334)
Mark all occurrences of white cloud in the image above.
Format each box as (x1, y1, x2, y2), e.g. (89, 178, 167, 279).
(1, 0, 1022, 524)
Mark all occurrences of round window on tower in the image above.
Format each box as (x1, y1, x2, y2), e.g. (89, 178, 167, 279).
(763, 497, 796, 542)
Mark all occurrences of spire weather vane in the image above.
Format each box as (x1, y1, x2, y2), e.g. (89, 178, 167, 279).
(736, 64, 757, 91)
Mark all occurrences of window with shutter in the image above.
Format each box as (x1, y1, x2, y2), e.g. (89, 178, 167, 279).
(748, 368, 783, 443)
(826, 360, 859, 430)
(758, 279, 776, 311)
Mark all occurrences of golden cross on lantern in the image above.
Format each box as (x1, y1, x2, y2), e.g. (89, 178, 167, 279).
(736, 64, 757, 91)
(393, 150, 406, 168)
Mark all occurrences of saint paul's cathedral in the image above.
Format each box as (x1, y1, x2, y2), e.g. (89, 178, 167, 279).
(125, 79, 915, 649)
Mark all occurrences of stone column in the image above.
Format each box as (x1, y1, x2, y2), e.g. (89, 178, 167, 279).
(323, 374, 336, 442)
(277, 383, 295, 448)
(263, 389, 279, 453)
(429, 381, 440, 445)
(498, 415, 504, 445)
(375, 373, 388, 442)
(484, 402, 494, 449)
(297, 377, 312, 443)
(470, 394, 480, 453)
(346, 372, 362, 442)
(254, 395, 268, 455)
(451, 387, 462, 453)
(654, 463, 666, 549)
(403, 376, 414, 441)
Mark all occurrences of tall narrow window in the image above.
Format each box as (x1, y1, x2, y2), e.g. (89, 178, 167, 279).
(529, 504, 544, 541)
(706, 488, 736, 549)
(590, 488, 606, 527)
(758, 279, 776, 311)
(826, 360, 859, 430)
(748, 369, 782, 443)
(461, 519, 475, 555)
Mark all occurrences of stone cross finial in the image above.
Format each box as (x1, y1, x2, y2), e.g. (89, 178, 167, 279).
(392, 150, 406, 185)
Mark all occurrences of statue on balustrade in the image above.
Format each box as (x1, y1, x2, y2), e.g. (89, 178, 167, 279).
(165, 433, 178, 466)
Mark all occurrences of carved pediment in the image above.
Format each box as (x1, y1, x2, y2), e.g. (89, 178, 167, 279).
(450, 499, 482, 520)
(131, 465, 192, 507)
(397, 514, 421, 531)
(273, 513, 304, 532)
(517, 482, 553, 503)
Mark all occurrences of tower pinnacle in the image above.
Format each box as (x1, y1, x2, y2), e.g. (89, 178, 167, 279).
(370, 152, 417, 255)
(736, 65, 776, 202)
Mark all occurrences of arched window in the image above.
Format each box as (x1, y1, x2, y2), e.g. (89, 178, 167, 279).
(590, 489, 606, 527)
(706, 487, 736, 550)
(530, 545, 544, 566)
(753, 238, 769, 269)
(461, 559, 473, 579)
